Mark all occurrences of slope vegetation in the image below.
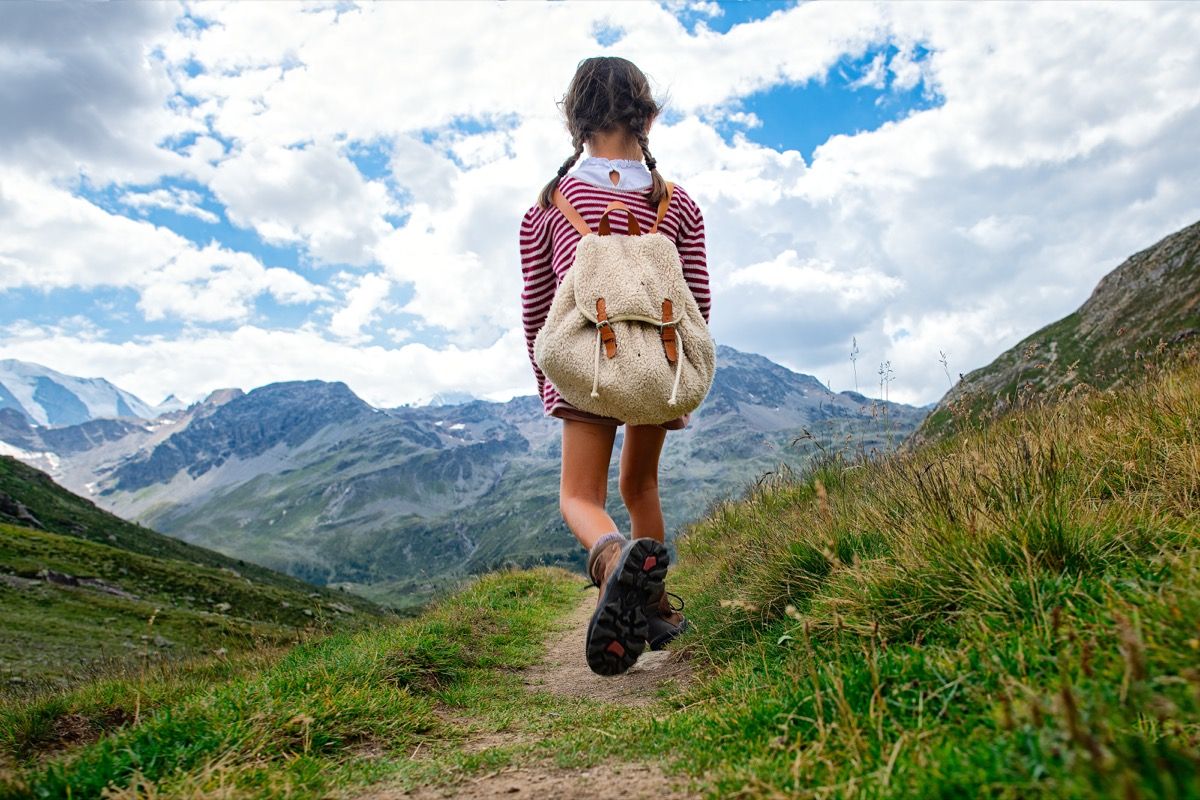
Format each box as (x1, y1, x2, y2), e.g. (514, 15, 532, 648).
(0, 456, 387, 692)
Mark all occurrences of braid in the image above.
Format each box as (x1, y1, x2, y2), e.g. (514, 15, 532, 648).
(634, 129, 667, 207)
(537, 138, 585, 209)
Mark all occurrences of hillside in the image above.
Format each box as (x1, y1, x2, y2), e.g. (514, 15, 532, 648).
(2, 346, 1195, 798)
(2, 346, 926, 609)
(0, 456, 387, 691)
(918, 218, 1199, 441)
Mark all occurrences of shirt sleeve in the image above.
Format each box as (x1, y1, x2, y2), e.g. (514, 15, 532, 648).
(519, 205, 555, 400)
(675, 191, 710, 323)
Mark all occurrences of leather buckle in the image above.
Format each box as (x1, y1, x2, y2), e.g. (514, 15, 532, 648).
(596, 298, 617, 358)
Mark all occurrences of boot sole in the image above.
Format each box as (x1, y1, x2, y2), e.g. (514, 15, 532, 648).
(585, 538, 669, 676)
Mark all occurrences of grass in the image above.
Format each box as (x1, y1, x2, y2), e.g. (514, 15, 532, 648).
(655, 348, 1200, 797)
(0, 523, 386, 690)
(0, 569, 581, 798)
(2, 351, 1197, 798)
(0, 452, 388, 691)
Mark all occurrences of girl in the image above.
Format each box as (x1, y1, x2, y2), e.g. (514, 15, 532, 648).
(519, 56, 710, 675)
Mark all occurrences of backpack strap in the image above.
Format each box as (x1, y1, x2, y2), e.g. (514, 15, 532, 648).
(649, 182, 675, 234)
(553, 180, 674, 235)
(598, 202, 641, 236)
(552, 187, 592, 237)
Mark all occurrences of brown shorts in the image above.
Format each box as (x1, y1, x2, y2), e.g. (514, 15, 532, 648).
(550, 405, 690, 431)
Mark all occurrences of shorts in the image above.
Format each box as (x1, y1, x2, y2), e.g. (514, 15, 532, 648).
(550, 405, 690, 431)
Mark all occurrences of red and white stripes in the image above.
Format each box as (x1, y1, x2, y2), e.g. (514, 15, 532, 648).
(519, 176, 710, 417)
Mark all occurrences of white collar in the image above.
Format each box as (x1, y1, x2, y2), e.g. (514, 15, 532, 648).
(570, 156, 652, 190)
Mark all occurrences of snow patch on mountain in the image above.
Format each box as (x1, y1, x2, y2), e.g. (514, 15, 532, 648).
(0, 360, 155, 426)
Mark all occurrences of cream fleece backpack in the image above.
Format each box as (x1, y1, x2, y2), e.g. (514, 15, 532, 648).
(533, 183, 716, 426)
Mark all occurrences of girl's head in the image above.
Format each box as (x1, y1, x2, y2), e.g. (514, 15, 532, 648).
(538, 56, 667, 209)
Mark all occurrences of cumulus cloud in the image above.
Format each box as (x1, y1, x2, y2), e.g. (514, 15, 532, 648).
(0, 1, 192, 183)
(3, 1, 1200, 408)
(119, 187, 220, 223)
(208, 140, 397, 266)
(0, 169, 326, 324)
(329, 271, 394, 342)
(138, 242, 326, 323)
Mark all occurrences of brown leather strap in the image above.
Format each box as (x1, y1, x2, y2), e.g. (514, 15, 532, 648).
(661, 299, 677, 364)
(596, 298, 617, 358)
(598, 201, 641, 237)
(649, 182, 675, 234)
(552, 188, 591, 236)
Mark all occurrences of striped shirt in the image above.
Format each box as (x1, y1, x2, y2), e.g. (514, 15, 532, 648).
(519, 175, 710, 418)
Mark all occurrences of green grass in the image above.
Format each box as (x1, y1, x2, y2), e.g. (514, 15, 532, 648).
(652, 350, 1200, 797)
(0, 455, 387, 690)
(1, 456, 292, 585)
(0, 523, 385, 690)
(0, 569, 582, 799)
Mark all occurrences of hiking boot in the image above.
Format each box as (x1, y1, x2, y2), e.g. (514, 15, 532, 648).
(645, 588, 689, 650)
(585, 535, 669, 676)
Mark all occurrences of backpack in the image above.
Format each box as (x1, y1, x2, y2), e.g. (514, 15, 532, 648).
(533, 183, 716, 426)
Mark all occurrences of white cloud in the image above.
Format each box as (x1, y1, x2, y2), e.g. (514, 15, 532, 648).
(329, 271, 394, 342)
(208, 140, 397, 266)
(0, 170, 182, 290)
(0, 323, 532, 410)
(849, 52, 888, 91)
(0, 169, 326, 324)
(887, 45, 925, 93)
(119, 187, 220, 223)
(138, 242, 327, 323)
(0, 1, 194, 184)
(728, 251, 903, 304)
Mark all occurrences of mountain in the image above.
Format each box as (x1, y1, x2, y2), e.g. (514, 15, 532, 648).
(917, 219, 1200, 441)
(0, 346, 927, 608)
(422, 390, 478, 407)
(0, 454, 388, 689)
(153, 394, 186, 415)
(0, 360, 156, 427)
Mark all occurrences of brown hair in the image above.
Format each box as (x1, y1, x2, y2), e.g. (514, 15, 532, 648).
(537, 56, 667, 209)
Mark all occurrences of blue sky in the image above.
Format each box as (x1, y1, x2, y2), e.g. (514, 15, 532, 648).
(1, 1, 1198, 409)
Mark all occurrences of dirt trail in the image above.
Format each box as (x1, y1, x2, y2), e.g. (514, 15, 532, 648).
(357, 593, 698, 799)
(386, 762, 695, 800)
(523, 592, 693, 705)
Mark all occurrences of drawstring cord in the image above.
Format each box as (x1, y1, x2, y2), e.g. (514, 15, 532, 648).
(589, 316, 684, 406)
(591, 324, 604, 398)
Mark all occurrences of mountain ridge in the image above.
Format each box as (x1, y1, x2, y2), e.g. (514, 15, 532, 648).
(916, 217, 1200, 441)
(0, 346, 927, 608)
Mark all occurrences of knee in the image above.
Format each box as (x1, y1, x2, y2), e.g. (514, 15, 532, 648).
(560, 485, 606, 519)
(619, 473, 659, 507)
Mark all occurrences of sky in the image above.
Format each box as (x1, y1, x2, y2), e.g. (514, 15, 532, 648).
(1, 0, 1198, 409)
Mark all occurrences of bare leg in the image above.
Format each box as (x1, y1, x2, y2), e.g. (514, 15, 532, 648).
(559, 419, 619, 550)
(619, 424, 668, 543)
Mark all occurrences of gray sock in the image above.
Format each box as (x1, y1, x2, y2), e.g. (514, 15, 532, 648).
(586, 531, 626, 586)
